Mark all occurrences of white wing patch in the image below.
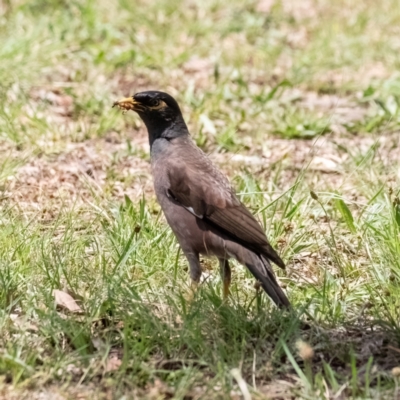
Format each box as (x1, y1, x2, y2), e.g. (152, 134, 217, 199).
(185, 206, 203, 219)
(166, 188, 204, 219)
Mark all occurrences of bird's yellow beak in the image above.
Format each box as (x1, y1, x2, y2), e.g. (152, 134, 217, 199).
(112, 97, 145, 112)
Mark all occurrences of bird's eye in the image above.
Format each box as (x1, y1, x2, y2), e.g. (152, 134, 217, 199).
(150, 99, 160, 107)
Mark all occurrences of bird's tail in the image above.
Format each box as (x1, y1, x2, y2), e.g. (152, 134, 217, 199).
(226, 242, 290, 308)
(247, 255, 290, 308)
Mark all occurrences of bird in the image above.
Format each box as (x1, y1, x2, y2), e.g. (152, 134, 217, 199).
(113, 90, 290, 308)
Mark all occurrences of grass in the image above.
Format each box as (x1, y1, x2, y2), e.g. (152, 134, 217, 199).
(1, 0, 400, 398)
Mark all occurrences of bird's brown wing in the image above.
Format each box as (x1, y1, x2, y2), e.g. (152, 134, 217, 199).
(167, 162, 285, 269)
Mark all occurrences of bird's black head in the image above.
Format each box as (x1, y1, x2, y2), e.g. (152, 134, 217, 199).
(113, 90, 189, 147)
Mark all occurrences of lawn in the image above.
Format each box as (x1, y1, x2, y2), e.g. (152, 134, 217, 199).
(1, 0, 400, 398)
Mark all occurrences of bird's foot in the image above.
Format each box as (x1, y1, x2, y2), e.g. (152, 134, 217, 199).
(184, 281, 199, 304)
(222, 280, 231, 302)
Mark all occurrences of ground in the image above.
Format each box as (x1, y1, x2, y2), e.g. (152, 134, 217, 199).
(1, 0, 400, 398)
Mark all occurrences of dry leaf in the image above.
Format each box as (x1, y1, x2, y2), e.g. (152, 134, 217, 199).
(53, 289, 83, 313)
(309, 156, 339, 172)
(105, 355, 122, 372)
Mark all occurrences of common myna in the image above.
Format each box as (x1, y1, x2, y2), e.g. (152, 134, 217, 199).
(113, 91, 290, 307)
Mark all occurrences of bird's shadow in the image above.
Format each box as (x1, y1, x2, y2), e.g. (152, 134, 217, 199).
(93, 283, 399, 393)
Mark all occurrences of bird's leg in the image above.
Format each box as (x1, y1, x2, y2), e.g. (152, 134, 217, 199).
(184, 251, 201, 301)
(218, 258, 231, 300)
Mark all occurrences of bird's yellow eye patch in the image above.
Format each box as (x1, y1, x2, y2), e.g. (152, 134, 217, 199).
(148, 100, 167, 110)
